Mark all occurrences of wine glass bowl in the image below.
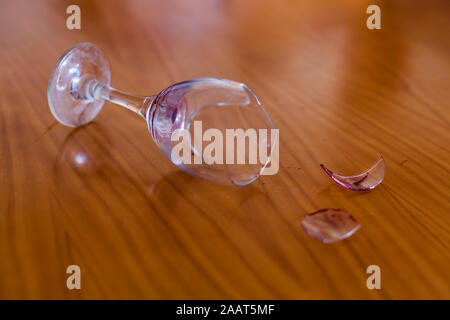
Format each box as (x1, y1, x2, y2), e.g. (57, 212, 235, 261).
(149, 78, 276, 186)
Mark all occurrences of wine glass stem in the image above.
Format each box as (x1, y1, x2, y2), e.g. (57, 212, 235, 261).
(85, 79, 155, 118)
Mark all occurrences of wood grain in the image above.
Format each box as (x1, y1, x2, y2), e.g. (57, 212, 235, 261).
(0, 0, 449, 299)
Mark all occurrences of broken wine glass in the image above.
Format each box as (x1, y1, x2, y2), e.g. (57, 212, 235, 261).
(48, 43, 276, 186)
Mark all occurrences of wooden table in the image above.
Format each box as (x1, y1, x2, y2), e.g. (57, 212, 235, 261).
(0, 0, 448, 299)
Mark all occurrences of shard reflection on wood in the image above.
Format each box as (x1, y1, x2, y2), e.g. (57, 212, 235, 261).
(320, 156, 386, 191)
(301, 209, 361, 243)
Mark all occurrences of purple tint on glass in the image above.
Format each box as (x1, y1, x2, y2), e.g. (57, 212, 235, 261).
(320, 156, 386, 191)
(301, 209, 361, 244)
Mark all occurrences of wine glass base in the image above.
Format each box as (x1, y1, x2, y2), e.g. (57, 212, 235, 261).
(48, 43, 111, 127)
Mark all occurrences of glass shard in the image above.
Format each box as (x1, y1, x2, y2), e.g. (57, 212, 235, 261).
(301, 209, 361, 243)
(320, 156, 385, 191)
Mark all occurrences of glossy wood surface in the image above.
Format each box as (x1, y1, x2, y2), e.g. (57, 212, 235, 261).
(0, 0, 449, 299)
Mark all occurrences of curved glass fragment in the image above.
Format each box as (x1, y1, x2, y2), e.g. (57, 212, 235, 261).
(320, 156, 385, 191)
(301, 208, 361, 243)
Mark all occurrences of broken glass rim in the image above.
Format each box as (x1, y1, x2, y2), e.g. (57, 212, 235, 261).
(320, 156, 385, 191)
